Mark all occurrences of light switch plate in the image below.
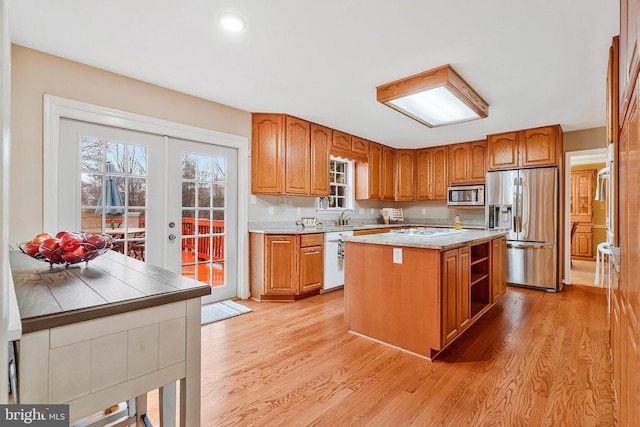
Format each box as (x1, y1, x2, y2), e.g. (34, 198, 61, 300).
(296, 208, 301, 215)
(421, 208, 427, 215)
(393, 248, 402, 264)
(359, 208, 364, 215)
(251, 194, 257, 204)
(268, 207, 274, 215)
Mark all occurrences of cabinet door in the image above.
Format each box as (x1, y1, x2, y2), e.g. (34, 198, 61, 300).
(468, 140, 487, 183)
(415, 149, 432, 200)
(574, 171, 594, 221)
(368, 142, 383, 200)
(519, 126, 557, 168)
(332, 130, 352, 151)
(432, 146, 448, 200)
(442, 249, 459, 345)
(310, 124, 331, 196)
(251, 113, 285, 194)
(395, 149, 415, 201)
(448, 143, 469, 185)
(265, 236, 298, 295)
(620, 0, 639, 118)
(351, 137, 369, 156)
(285, 116, 311, 195)
(382, 146, 396, 200)
(299, 245, 323, 293)
(491, 237, 507, 302)
(458, 246, 471, 331)
(575, 232, 593, 258)
(487, 131, 519, 170)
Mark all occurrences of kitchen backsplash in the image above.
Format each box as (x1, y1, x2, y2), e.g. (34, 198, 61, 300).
(249, 195, 486, 226)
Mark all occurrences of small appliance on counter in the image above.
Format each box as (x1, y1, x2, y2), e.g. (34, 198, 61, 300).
(447, 185, 485, 206)
(381, 208, 403, 222)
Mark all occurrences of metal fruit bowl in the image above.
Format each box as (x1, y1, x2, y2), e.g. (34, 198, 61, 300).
(18, 233, 114, 268)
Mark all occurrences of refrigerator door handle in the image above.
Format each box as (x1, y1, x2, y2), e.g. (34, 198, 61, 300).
(512, 177, 519, 233)
(518, 176, 524, 233)
(508, 242, 555, 249)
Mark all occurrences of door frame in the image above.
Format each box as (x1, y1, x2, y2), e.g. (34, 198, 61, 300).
(564, 147, 607, 286)
(43, 95, 251, 298)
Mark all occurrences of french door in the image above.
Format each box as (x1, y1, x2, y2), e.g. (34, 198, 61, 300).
(57, 118, 238, 303)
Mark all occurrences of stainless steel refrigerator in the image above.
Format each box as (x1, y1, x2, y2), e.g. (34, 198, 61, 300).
(485, 167, 558, 291)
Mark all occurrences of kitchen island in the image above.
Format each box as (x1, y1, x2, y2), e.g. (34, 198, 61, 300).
(343, 229, 508, 360)
(10, 250, 211, 425)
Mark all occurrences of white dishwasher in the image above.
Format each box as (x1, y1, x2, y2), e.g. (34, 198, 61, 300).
(323, 230, 354, 292)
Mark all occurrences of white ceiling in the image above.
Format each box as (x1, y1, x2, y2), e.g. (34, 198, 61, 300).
(9, 0, 620, 149)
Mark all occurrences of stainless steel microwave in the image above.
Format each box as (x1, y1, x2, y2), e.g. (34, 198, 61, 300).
(447, 185, 485, 206)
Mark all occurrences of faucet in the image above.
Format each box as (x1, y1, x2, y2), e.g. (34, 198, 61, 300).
(338, 209, 355, 226)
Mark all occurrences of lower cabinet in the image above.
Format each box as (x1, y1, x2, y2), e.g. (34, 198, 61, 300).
(250, 233, 324, 301)
(442, 238, 504, 348)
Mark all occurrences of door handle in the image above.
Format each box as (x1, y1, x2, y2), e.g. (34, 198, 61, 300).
(168, 234, 176, 241)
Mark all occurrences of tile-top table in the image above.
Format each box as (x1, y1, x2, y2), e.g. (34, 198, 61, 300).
(10, 250, 211, 426)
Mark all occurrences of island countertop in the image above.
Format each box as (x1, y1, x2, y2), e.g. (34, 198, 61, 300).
(343, 229, 509, 250)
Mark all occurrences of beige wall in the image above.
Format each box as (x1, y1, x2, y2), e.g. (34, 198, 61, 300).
(11, 44, 251, 242)
(563, 127, 607, 152)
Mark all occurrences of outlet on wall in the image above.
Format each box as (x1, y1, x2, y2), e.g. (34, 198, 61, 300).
(268, 206, 274, 215)
(359, 208, 364, 215)
(296, 207, 301, 215)
(422, 208, 427, 215)
(250, 194, 257, 204)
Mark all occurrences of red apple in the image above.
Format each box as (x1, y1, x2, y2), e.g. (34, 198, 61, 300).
(31, 232, 53, 244)
(22, 242, 40, 256)
(55, 231, 70, 239)
(39, 238, 61, 262)
(86, 234, 108, 250)
(60, 232, 85, 252)
(61, 246, 86, 263)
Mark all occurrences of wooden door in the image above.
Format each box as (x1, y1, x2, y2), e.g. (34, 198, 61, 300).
(574, 231, 593, 258)
(487, 131, 518, 170)
(368, 142, 383, 200)
(382, 146, 396, 200)
(441, 249, 459, 345)
(415, 148, 432, 200)
(620, 0, 639, 116)
(432, 146, 448, 200)
(265, 236, 298, 295)
(572, 171, 594, 222)
(448, 143, 469, 185)
(310, 124, 331, 196)
(332, 130, 352, 151)
(458, 246, 471, 331)
(299, 245, 323, 293)
(284, 116, 310, 195)
(468, 140, 487, 183)
(519, 126, 557, 168)
(395, 149, 415, 201)
(251, 113, 284, 194)
(491, 236, 507, 302)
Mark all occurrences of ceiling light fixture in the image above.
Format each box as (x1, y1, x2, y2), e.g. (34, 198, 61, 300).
(218, 12, 245, 32)
(376, 64, 489, 128)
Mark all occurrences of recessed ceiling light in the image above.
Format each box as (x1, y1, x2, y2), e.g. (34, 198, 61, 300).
(218, 12, 245, 32)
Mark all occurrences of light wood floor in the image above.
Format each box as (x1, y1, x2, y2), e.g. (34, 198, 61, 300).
(146, 285, 615, 426)
(570, 259, 598, 287)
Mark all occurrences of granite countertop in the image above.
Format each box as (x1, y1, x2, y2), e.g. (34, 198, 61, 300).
(249, 220, 486, 235)
(343, 229, 509, 251)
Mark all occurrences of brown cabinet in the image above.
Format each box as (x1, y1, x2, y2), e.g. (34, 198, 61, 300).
(620, 0, 639, 120)
(395, 149, 415, 201)
(285, 116, 311, 195)
(299, 234, 324, 294)
(570, 170, 595, 259)
(448, 140, 487, 185)
(487, 125, 562, 171)
(249, 233, 324, 301)
(416, 146, 448, 200)
(309, 124, 331, 196)
(382, 146, 396, 200)
(351, 136, 369, 156)
(491, 236, 507, 302)
(332, 130, 352, 151)
(356, 142, 383, 200)
(441, 246, 471, 346)
(251, 113, 329, 196)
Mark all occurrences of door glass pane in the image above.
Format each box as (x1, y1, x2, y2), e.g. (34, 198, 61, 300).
(80, 137, 147, 261)
(180, 153, 226, 289)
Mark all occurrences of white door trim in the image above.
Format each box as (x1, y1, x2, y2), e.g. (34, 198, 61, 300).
(43, 95, 250, 299)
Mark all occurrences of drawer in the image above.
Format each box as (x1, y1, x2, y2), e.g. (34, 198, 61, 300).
(353, 228, 383, 236)
(300, 233, 323, 247)
(575, 224, 593, 233)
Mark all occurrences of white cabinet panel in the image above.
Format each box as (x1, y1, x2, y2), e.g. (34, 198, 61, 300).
(91, 332, 127, 392)
(127, 324, 159, 379)
(159, 317, 186, 368)
(49, 341, 91, 402)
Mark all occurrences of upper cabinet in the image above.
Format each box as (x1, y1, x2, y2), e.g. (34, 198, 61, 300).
(356, 142, 382, 200)
(448, 140, 486, 185)
(331, 131, 369, 162)
(252, 113, 329, 196)
(382, 146, 396, 200)
(351, 137, 370, 156)
(395, 149, 415, 201)
(415, 146, 448, 201)
(620, 0, 639, 123)
(487, 125, 562, 171)
(332, 130, 351, 151)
